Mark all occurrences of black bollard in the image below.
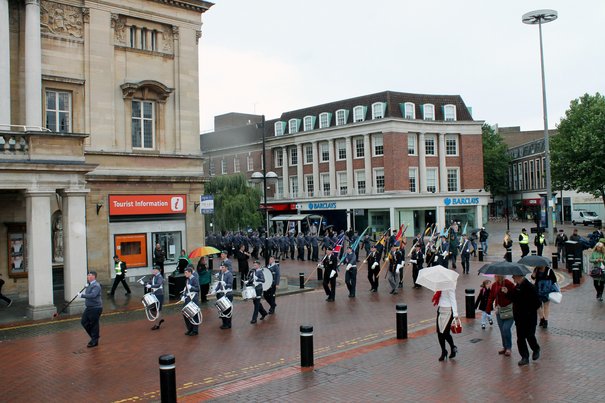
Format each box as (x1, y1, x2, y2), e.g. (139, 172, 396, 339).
(531, 250, 537, 256)
(300, 325, 314, 367)
(505, 248, 512, 262)
(465, 288, 475, 319)
(566, 256, 574, 273)
(232, 272, 238, 291)
(478, 247, 484, 262)
(317, 266, 323, 281)
(552, 253, 558, 270)
(396, 304, 408, 339)
(299, 273, 305, 289)
(159, 354, 177, 403)
(572, 263, 581, 285)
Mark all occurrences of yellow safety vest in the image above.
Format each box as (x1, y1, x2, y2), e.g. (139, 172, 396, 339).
(520, 233, 529, 244)
(114, 260, 123, 275)
(538, 235, 545, 245)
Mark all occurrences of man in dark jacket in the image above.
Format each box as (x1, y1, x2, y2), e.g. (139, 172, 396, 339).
(80, 271, 103, 348)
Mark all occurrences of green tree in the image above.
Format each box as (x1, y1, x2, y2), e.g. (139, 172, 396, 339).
(205, 174, 262, 232)
(551, 93, 605, 209)
(482, 123, 511, 196)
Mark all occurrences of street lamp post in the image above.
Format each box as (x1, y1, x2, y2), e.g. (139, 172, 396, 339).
(523, 9, 557, 243)
(252, 115, 278, 266)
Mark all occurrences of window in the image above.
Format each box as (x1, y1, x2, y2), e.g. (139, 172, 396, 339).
(372, 102, 386, 119)
(247, 155, 254, 171)
(374, 168, 385, 193)
(303, 115, 315, 131)
(407, 134, 416, 155)
(409, 167, 417, 192)
(353, 106, 366, 122)
(152, 231, 182, 265)
(274, 149, 283, 168)
(336, 139, 347, 160)
(129, 26, 136, 47)
(355, 137, 365, 158)
(274, 121, 286, 136)
(425, 135, 436, 156)
(447, 168, 459, 192)
(536, 158, 542, 188)
(444, 104, 456, 121)
(304, 144, 313, 164)
(132, 100, 154, 149)
(288, 118, 300, 134)
(426, 168, 438, 192)
(305, 175, 314, 196)
(141, 28, 147, 49)
(541, 157, 545, 188)
(221, 160, 227, 174)
(319, 112, 330, 129)
(276, 179, 284, 198)
(423, 104, 435, 121)
(445, 134, 458, 156)
(512, 164, 518, 191)
(517, 162, 523, 190)
(233, 158, 240, 173)
(150, 30, 157, 51)
(45, 90, 71, 133)
(290, 176, 298, 198)
(355, 170, 366, 194)
(523, 161, 529, 191)
(290, 147, 298, 165)
(529, 160, 535, 189)
(320, 142, 329, 162)
(209, 161, 215, 176)
(337, 171, 348, 195)
(373, 134, 384, 156)
(336, 109, 348, 126)
(404, 102, 415, 119)
(320, 173, 330, 196)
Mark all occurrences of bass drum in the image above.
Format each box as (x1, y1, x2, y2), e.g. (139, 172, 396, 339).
(261, 267, 273, 291)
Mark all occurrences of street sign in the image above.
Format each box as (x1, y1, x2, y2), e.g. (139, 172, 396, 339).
(200, 195, 214, 214)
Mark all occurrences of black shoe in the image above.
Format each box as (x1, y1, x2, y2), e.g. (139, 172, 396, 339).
(449, 346, 458, 359)
(87, 341, 98, 348)
(260, 314, 266, 320)
(107, 292, 114, 296)
(398, 283, 403, 288)
(532, 348, 541, 361)
(326, 298, 334, 302)
(539, 318, 545, 327)
(151, 325, 160, 330)
(250, 319, 257, 324)
(372, 289, 378, 293)
(542, 320, 548, 329)
(489, 318, 494, 325)
(188, 332, 198, 336)
(518, 358, 530, 366)
(220, 325, 231, 329)
(268, 309, 275, 315)
(185, 331, 193, 335)
(439, 351, 448, 361)
(158, 319, 165, 328)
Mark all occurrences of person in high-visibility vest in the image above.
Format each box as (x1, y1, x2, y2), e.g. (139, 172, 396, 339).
(108, 255, 131, 296)
(534, 232, 547, 256)
(519, 228, 530, 257)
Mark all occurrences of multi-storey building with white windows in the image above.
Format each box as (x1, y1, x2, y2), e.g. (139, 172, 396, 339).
(202, 91, 489, 235)
(0, 0, 211, 318)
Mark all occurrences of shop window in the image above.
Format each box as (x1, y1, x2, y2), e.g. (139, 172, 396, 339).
(153, 231, 182, 265)
(114, 233, 148, 268)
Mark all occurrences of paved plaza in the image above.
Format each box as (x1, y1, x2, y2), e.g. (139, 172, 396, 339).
(0, 222, 603, 402)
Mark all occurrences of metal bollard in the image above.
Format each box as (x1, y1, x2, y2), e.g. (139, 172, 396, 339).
(396, 304, 408, 339)
(159, 354, 177, 403)
(566, 256, 574, 273)
(317, 266, 323, 281)
(299, 273, 305, 289)
(552, 253, 558, 270)
(505, 248, 512, 262)
(531, 250, 537, 256)
(572, 263, 581, 284)
(478, 247, 484, 262)
(465, 289, 475, 319)
(300, 325, 314, 367)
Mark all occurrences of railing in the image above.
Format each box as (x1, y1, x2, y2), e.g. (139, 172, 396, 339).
(0, 134, 29, 155)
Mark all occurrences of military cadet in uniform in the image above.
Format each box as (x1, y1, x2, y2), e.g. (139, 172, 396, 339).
(322, 247, 339, 301)
(216, 264, 234, 329)
(146, 266, 165, 330)
(411, 243, 424, 288)
(367, 245, 380, 292)
(387, 244, 404, 294)
(264, 256, 280, 314)
(343, 246, 358, 298)
(182, 267, 200, 336)
(247, 261, 268, 324)
(437, 236, 451, 269)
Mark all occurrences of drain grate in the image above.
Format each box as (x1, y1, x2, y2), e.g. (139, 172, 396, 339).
(469, 338, 482, 344)
(548, 327, 605, 341)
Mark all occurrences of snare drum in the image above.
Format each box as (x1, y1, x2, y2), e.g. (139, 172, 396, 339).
(142, 293, 159, 308)
(241, 286, 256, 300)
(182, 301, 202, 325)
(215, 295, 233, 318)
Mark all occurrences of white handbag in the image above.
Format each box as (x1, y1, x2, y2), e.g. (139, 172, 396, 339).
(548, 292, 562, 304)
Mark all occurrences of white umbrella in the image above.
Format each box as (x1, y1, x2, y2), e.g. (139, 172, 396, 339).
(416, 265, 459, 291)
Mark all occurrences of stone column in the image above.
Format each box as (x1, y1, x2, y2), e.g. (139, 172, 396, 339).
(476, 204, 484, 229)
(437, 205, 446, 231)
(327, 139, 335, 196)
(311, 141, 319, 197)
(26, 190, 55, 320)
(346, 137, 354, 195)
(439, 133, 447, 192)
(296, 143, 303, 198)
(61, 190, 90, 314)
(418, 133, 427, 193)
(0, 0, 10, 129)
(25, 0, 42, 128)
(364, 134, 371, 193)
(281, 146, 289, 199)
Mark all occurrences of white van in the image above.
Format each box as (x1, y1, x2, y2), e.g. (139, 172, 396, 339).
(571, 210, 601, 226)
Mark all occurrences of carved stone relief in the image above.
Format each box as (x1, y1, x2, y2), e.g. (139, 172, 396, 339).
(111, 14, 127, 46)
(40, 0, 83, 39)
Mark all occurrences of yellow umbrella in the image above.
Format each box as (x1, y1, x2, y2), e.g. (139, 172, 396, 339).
(188, 246, 221, 259)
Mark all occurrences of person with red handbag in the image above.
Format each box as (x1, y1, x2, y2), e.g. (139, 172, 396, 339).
(433, 288, 459, 361)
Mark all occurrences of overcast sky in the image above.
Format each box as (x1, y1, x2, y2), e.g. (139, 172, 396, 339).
(198, 0, 605, 133)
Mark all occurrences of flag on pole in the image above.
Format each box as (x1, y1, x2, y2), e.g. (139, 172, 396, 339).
(462, 222, 468, 236)
(340, 227, 370, 264)
(332, 233, 346, 255)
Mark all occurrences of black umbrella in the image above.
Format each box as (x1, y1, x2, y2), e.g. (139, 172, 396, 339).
(479, 261, 531, 276)
(517, 255, 550, 267)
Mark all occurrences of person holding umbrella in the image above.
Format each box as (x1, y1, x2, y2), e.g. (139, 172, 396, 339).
(531, 265, 557, 329)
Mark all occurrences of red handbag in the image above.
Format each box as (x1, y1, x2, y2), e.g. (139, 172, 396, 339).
(450, 318, 463, 334)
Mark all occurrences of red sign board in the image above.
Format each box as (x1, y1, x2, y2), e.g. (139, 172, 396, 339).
(109, 194, 187, 216)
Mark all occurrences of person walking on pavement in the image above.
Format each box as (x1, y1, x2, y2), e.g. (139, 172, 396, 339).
(479, 227, 489, 255)
(216, 263, 234, 329)
(459, 234, 471, 274)
(410, 243, 424, 288)
(502, 274, 541, 366)
(196, 257, 212, 303)
(235, 244, 250, 288)
(80, 271, 102, 348)
(436, 235, 450, 269)
(322, 247, 338, 301)
(108, 255, 131, 296)
(153, 243, 166, 276)
(531, 266, 557, 329)
(555, 229, 568, 263)
(589, 242, 605, 301)
(387, 244, 403, 294)
(182, 267, 200, 336)
(534, 231, 546, 256)
(433, 289, 458, 361)
(475, 279, 493, 329)
(146, 266, 165, 330)
(220, 250, 233, 273)
(343, 246, 358, 298)
(502, 231, 513, 262)
(247, 261, 268, 324)
(366, 245, 380, 292)
(519, 228, 530, 257)
(263, 256, 280, 314)
(486, 275, 515, 357)
(0, 274, 13, 307)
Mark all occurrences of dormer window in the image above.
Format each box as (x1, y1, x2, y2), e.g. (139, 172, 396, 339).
(404, 102, 415, 119)
(353, 106, 366, 123)
(274, 121, 286, 136)
(303, 115, 315, 131)
(444, 104, 456, 121)
(288, 118, 300, 134)
(335, 109, 348, 126)
(319, 112, 331, 129)
(372, 102, 386, 119)
(423, 104, 435, 121)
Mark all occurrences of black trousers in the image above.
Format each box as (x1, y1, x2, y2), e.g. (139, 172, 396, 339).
(450, 253, 458, 269)
(81, 307, 102, 343)
(263, 285, 277, 311)
(461, 254, 470, 273)
(593, 279, 604, 297)
(110, 274, 131, 295)
(516, 315, 539, 359)
(436, 309, 454, 353)
(312, 246, 319, 261)
(183, 301, 200, 334)
(252, 297, 267, 321)
(520, 244, 530, 257)
(218, 292, 233, 328)
(412, 265, 420, 286)
(345, 267, 357, 296)
(323, 272, 336, 299)
(307, 246, 312, 260)
(297, 247, 305, 261)
(368, 266, 379, 291)
(200, 283, 210, 303)
(536, 244, 544, 256)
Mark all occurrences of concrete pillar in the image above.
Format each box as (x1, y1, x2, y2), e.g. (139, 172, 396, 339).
(437, 205, 446, 231)
(281, 146, 289, 199)
(61, 190, 90, 314)
(26, 190, 55, 319)
(328, 139, 335, 196)
(296, 143, 303, 198)
(390, 206, 396, 233)
(476, 204, 484, 229)
(438, 133, 447, 192)
(25, 0, 42, 128)
(311, 141, 319, 197)
(346, 137, 354, 195)
(418, 132, 426, 193)
(0, 0, 10, 129)
(363, 134, 371, 193)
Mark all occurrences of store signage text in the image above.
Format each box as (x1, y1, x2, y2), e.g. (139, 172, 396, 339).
(444, 197, 479, 206)
(308, 202, 337, 210)
(109, 194, 187, 216)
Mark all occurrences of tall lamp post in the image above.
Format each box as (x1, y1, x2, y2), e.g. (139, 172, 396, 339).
(252, 115, 278, 266)
(522, 9, 557, 243)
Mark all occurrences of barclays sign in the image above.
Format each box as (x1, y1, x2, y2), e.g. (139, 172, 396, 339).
(444, 197, 479, 206)
(308, 202, 337, 210)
